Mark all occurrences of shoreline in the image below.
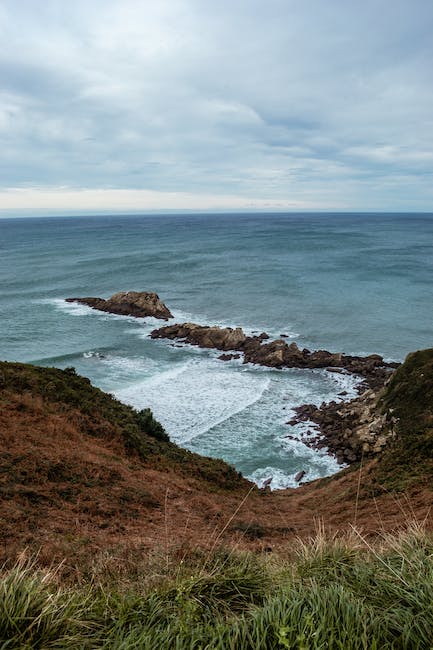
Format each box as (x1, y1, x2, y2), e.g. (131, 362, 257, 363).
(65, 293, 398, 478)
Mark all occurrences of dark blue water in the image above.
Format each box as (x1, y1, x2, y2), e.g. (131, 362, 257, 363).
(1, 212, 432, 487)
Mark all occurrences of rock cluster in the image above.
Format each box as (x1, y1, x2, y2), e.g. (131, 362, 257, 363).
(150, 322, 398, 389)
(150, 323, 249, 351)
(66, 291, 173, 320)
(287, 388, 396, 464)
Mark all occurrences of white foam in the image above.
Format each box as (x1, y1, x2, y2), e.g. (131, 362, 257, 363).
(247, 446, 342, 490)
(115, 357, 270, 443)
(45, 298, 97, 317)
(42, 296, 363, 488)
(83, 351, 159, 374)
(247, 467, 300, 490)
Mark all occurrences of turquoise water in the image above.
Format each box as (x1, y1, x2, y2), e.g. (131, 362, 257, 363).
(1, 213, 432, 487)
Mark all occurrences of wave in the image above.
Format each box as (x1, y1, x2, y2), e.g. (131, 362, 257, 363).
(115, 357, 270, 443)
(44, 297, 300, 342)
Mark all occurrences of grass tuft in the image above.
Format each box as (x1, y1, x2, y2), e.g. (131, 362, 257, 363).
(2, 526, 433, 648)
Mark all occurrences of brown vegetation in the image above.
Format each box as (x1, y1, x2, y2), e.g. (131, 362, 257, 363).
(1, 358, 433, 574)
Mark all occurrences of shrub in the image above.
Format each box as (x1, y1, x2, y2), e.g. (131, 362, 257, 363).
(136, 408, 170, 442)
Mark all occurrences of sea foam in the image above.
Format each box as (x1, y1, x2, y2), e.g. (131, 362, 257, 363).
(116, 356, 270, 443)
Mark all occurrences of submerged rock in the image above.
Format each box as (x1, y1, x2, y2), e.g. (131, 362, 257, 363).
(66, 291, 173, 320)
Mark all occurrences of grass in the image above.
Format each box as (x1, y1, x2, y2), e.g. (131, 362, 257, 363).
(374, 348, 433, 491)
(0, 360, 248, 491)
(2, 526, 433, 648)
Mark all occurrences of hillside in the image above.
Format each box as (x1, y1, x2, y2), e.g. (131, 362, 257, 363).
(1, 354, 433, 571)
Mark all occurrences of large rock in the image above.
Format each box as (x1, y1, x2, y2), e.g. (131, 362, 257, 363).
(286, 387, 397, 464)
(243, 340, 346, 370)
(66, 291, 173, 320)
(150, 321, 398, 388)
(151, 323, 247, 351)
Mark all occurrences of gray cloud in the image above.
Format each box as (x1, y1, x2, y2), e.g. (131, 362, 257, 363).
(0, 0, 432, 211)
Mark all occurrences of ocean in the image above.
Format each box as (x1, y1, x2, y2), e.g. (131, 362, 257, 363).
(1, 212, 432, 488)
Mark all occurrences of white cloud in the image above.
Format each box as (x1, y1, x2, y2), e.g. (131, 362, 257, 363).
(0, 186, 324, 214)
(0, 0, 432, 211)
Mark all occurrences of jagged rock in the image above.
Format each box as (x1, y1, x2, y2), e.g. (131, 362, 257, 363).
(218, 353, 241, 361)
(287, 386, 396, 465)
(151, 323, 248, 351)
(66, 291, 173, 320)
(150, 321, 398, 389)
(243, 340, 305, 368)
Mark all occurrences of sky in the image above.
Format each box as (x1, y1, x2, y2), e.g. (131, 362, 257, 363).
(0, 0, 433, 215)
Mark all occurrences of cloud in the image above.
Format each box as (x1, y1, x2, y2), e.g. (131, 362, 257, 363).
(0, 0, 432, 212)
(0, 186, 326, 214)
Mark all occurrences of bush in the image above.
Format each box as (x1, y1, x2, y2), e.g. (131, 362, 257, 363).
(136, 408, 170, 442)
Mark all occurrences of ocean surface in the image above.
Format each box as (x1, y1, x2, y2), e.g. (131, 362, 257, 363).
(1, 212, 433, 488)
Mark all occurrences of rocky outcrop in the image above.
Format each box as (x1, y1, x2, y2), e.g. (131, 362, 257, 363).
(66, 291, 173, 320)
(151, 323, 248, 351)
(287, 388, 396, 464)
(151, 322, 398, 389)
(242, 339, 396, 389)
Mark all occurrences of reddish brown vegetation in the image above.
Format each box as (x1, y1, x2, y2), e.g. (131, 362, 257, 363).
(1, 357, 433, 572)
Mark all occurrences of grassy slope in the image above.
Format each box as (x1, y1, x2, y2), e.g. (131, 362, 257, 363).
(2, 353, 433, 558)
(375, 348, 433, 490)
(2, 353, 433, 646)
(0, 360, 247, 491)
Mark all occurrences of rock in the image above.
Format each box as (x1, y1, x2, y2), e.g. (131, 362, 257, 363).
(218, 353, 241, 361)
(289, 385, 395, 465)
(66, 291, 173, 320)
(243, 339, 304, 368)
(151, 323, 248, 351)
(150, 320, 398, 389)
(294, 470, 306, 482)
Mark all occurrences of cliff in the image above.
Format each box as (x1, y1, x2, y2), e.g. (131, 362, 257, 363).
(1, 350, 433, 568)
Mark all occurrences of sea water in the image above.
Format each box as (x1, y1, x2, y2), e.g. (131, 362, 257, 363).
(1, 213, 432, 488)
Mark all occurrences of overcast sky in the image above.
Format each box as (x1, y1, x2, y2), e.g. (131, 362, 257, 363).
(1, 0, 433, 214)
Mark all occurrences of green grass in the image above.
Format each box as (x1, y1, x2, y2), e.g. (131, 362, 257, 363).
(375, 348, 433, 490)
(2, 527, 433, 648)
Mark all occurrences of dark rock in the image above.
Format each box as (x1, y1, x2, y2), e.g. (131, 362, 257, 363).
(294, 470, 306, 482)
(218, 353, 241, 361)
(66, 291, 173, 320)
(150, 321, 398, 390)
(289, 387, 395, 465)
(151, 323, 247, 351)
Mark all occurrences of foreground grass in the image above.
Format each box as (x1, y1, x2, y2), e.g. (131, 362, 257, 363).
(2, 525, 433, 649)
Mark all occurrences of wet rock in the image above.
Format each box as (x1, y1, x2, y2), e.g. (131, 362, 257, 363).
(218, 353, 241, 361)
(151, 323, 248, 351)
(289, 387, 396, 465)
(66, 291, 173, 320)
(150, 321, 398, 389)
(294, 470, 306, 482)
